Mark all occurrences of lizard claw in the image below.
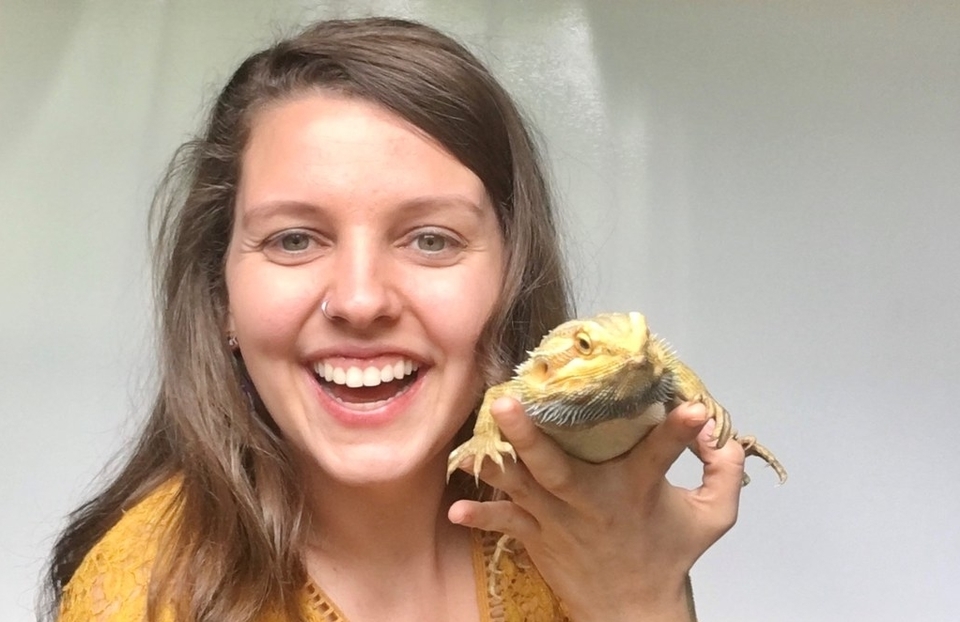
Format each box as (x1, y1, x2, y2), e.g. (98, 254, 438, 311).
(691, 393, 733, 448)
(735, 434, 788, 486)
(687, 393, 788, 486)
(446, 434, 517, 483)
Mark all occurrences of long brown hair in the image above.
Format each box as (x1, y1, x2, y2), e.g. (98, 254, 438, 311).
(42, 17, 572, 621)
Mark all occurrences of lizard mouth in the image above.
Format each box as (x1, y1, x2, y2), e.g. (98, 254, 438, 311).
(529, 369, 678, 429)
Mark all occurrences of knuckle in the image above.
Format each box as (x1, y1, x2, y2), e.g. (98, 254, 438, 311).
(538, 462, 577, 496)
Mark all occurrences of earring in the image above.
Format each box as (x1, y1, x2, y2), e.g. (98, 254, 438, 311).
(227, 335, 239, 350)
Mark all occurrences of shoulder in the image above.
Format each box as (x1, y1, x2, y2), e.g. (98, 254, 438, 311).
(475, 530, 571, 622)
(58, 479, 182, 622)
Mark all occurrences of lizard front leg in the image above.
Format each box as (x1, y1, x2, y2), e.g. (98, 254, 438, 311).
(447, 382, 518, 482)
(664, 359, 787, 485)
(735, 434, 788, 485)
(665, 358, 735, 448)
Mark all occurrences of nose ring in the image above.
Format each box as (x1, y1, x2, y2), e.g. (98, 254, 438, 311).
(321, 298, 333, 320)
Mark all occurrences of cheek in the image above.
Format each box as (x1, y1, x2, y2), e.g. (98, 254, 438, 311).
(227, 264, 322, 350)
(412, 266, 502, 354)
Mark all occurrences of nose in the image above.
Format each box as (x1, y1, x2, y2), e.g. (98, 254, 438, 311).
(322, 237, 400, 328)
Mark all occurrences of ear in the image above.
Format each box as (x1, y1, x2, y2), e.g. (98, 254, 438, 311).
(225, 312, 236, 336)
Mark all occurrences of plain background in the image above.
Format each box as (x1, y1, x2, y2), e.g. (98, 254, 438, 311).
(2, 1, 958, 620)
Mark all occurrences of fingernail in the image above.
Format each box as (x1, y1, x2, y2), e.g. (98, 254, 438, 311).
(700, 419, 717, 438)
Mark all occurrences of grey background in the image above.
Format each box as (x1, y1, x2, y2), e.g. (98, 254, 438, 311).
(2, 1, 958, 620)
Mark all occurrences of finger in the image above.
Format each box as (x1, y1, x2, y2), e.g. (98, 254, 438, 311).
(694, 420, 746, 531)
(448, 498, 540, 540)
(457, 436, 576, 536)
(630, 402, 709, 479)
(462, 444, 539, 505)
(489, 397, 583, 501)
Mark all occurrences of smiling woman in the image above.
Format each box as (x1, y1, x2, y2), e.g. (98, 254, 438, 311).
(43, 15, 745, 622)
(226, 95, 505, 485)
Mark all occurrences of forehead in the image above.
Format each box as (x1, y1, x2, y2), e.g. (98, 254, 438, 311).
(237, 93, 488, 210)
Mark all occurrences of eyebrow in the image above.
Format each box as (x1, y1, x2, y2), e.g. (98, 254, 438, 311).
(241, 194, 489, 224)
(394, 194, 489, 218)
(241, 200, 323, 225)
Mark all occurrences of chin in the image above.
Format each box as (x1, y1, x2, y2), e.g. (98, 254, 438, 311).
(304, 440, 445, 488)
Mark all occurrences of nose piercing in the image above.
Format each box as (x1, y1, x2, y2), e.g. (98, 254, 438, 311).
(321, 299, 333, 320)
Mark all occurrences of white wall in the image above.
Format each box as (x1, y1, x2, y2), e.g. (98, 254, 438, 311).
(3, 1, 957, 620)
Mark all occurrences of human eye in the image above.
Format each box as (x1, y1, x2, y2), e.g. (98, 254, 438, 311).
(263, 229, 325, 263)
(415, 232, 450, 253)
(405, 229, 463, 260)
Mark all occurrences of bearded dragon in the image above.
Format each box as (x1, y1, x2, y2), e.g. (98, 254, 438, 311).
(448, 311, 786, 481)
(447, 312, 786, 617)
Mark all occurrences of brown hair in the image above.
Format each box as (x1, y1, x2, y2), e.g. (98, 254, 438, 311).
(42, 16, 572, 621)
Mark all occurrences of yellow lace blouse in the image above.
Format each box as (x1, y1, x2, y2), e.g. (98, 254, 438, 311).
(58, 481, 569, 622)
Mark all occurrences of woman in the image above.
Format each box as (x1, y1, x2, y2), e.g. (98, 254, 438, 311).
(44, 17, 745, 622)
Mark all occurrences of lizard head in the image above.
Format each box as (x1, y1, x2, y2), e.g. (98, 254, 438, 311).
(514, 312, 669, 405)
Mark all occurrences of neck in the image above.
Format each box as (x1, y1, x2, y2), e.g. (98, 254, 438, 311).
(295, 452, 482, 621)
(299, 453, 462, 567)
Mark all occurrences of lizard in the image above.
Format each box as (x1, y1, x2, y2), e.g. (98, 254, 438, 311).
(446, 311, 787, 618)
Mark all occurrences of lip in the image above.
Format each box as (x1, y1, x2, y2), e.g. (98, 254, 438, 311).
(304, 343, 425, 363)
(306, 362, 427, 429)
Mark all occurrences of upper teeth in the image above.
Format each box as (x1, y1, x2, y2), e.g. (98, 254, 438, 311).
(314, 359, 418, 388)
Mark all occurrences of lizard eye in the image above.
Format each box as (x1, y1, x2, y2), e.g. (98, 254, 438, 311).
(574, 332, 592, 355)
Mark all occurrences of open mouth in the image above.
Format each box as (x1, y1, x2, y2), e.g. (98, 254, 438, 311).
(312, 359, 421, 405)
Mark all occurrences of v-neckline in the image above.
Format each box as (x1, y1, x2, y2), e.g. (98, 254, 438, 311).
(302, 529, 501, 622)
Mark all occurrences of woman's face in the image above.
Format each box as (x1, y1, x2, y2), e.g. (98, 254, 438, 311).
(225, 93, 504, 486)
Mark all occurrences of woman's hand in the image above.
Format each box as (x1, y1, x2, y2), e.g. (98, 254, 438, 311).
(447, 397, 746, 622)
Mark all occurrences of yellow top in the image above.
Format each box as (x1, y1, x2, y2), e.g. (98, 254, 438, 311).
(58, 480, 569, 622)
